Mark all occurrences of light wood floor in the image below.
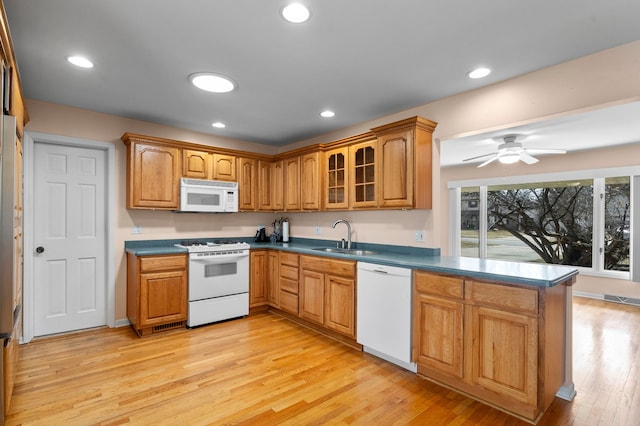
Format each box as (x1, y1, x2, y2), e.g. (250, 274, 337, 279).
(5, 296, 640, 425)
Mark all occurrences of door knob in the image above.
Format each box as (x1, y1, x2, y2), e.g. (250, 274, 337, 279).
(36, 246, 45, 254)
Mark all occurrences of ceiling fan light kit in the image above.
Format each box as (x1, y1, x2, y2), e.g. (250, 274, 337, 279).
(463, 134, 566, 168)
(498, 153, 520, 164)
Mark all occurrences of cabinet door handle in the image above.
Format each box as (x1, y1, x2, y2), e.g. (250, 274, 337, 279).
(36, 246, 45, 254)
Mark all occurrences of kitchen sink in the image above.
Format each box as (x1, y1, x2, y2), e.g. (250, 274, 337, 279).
(312, 247, 378, 256)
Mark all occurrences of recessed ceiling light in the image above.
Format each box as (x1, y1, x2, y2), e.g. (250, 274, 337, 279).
(320, 110, 335, 118)
(212, 122, 226, 128)
(190, 73, 237, 93)
(67, 56, 93, 68)
(467, 67, 491, 79)
(281, 3, 310, 23)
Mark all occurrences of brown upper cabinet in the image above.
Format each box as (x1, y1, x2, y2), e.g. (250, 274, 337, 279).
(257, 160, 274, 211)
(0, 4, 29, 136)
(183, 149, 211, 179)
(325, 146, 349, 210)
(255, 160, 284, 212)
(122, 115, 437, 211)
(279, 153, 321, 212)
(123, 135, 181, 210)
(349, 138, 378, 209)
(284, 156, 300, 211)
(300, 151, 321, 210)
(237, 157, 257, 211)
(271, 160, 285, 211)
(182, 150, 236, 182)
(212, 153, 236, 181)
(325, 138, 377, 210)
(372, 116, 437, 209)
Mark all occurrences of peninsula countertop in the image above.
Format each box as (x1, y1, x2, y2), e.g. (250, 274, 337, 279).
(125, 238, 578, 288)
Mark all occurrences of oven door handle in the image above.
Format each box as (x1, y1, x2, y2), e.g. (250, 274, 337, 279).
(190, 254, 248, 264)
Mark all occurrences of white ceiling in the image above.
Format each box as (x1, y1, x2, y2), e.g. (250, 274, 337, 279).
(4, 0, 640, 154)
(440, 101, 640, 167)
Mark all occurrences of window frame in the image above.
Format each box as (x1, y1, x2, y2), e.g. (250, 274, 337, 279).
(448, 166, 639, 281)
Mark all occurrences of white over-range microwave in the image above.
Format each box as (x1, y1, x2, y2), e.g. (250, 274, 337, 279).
(179, 178, 239, 213)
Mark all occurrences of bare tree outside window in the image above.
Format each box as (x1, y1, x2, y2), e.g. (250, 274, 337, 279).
(480, 178, 631, 271)
(604, 177, 630, 271)
(457, 175, 633, 274)
(487, 180, 594, 267)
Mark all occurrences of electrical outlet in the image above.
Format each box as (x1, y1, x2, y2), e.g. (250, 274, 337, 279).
(414, 230, 425, 242)
(132, 225, 142, 234)
(316, 226, 322, 235)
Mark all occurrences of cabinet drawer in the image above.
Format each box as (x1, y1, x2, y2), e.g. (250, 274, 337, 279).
(280, 264, 299, 282)
(466, 280, 538, 315)
(280, 277, 299, 295)
(414, 271, 463, 299)
(279, 252, 299, 267)
(279, 290, 299, 315)
(140, 254, 187, 273)
(300, 255, 355, 278)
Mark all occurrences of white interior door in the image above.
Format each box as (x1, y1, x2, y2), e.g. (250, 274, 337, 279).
(33, 142, 107, 336)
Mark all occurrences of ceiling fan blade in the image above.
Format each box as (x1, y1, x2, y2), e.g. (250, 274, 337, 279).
(519, 152, 539, 164)
(525, 148, 566, 155)
(477, 155, 499, 168)
(463, 152, 495, 162)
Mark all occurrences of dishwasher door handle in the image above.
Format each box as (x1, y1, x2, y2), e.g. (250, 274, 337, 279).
(372, 269, 389, 274)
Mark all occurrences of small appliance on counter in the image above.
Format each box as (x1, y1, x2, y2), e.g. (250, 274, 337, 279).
(255, 227, 268, 242)
(254, 218, 289, 243)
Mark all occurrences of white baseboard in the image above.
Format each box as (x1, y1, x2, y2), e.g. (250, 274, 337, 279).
(115, 318, 131, 328)
(572, 291, 604, 300)
(556, 383, 577, 401)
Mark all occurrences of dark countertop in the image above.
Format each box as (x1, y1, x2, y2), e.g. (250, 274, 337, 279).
(125, 238, 578, 288)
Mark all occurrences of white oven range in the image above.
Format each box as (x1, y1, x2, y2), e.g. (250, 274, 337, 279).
(176, 240, 250, 327)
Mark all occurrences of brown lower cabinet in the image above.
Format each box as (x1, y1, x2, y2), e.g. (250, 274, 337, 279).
(249, 250, 357, 343)
(299, 255, 356, 338)
(127, 253, 188, 336)
(278, 252, 300, 315)
(249, 250, 268, 308)
(413, 270, 571, 423)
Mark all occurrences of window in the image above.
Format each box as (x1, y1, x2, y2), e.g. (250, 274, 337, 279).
(460, 187, 480, 257)
(604, 176, 630, 271)
(486, 179, 594, 267)
(450, 168, 637, 279)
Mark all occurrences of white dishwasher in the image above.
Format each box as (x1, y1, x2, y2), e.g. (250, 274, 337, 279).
(357, 262, 417, 372)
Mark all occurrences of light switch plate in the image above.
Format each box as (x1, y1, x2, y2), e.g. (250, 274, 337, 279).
(414, 230, 425, 242)
(132, 225, 142, 234)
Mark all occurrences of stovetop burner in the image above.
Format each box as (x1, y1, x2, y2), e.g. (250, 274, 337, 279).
(179, 240, 208, 247)
(211, 239, 241, 245)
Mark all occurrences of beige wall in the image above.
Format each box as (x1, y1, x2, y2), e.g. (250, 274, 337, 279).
(24, 41, 640, 322)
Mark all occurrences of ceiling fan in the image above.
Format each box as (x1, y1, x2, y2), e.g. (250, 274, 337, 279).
(463, 135, 567, 168)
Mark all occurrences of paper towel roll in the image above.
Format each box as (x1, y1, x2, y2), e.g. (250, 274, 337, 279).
(282, 221, 289, 242)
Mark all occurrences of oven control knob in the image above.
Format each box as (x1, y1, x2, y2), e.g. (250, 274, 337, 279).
(36, 246, 45, 254)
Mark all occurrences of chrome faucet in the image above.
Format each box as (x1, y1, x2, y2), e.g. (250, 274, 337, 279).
(332, 219, 352, 249)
